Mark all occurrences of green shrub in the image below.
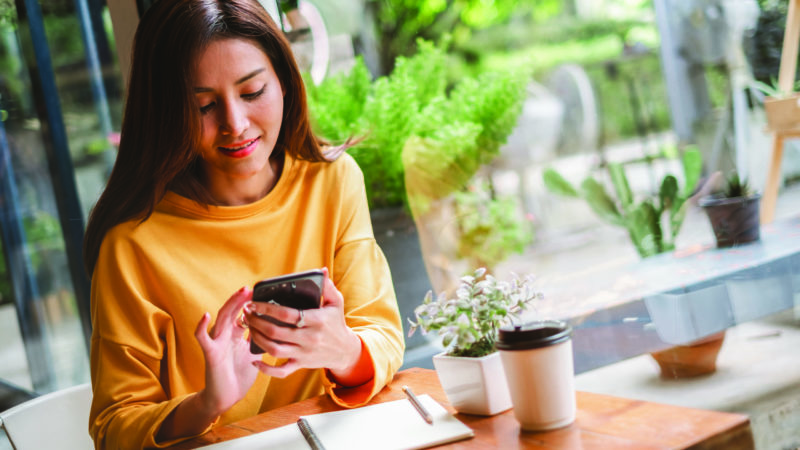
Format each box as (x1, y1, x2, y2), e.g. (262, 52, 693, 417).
(306, 39, 527, 209)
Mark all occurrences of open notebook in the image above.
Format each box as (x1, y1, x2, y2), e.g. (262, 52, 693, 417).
(199, 394, 474, 450)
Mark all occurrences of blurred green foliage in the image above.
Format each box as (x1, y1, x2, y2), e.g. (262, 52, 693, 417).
(307, 41, 447, 208)
(543, 147, 702, 258)
(367, 0, 536, 74)
(0, 0, 13, 26)
(747, 0, 792, 85)
(454, 181, 533, 271)
(0, 211, 64, 305)
(307, 39, 527, 209)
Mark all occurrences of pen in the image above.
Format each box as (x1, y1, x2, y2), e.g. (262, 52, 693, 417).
(402, 385, 434, 425)
(297, 418, 326, 450)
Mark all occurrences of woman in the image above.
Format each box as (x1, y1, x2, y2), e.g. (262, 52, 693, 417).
(83, 0, 404, 447)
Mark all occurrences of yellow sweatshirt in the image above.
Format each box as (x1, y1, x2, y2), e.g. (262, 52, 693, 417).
(89, 153, 404, 449)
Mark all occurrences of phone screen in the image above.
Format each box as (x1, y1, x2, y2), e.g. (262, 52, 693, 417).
(250, 269, 324, 354)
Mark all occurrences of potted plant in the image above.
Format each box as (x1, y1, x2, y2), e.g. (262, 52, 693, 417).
(751, 78, 800, 132)
(305, 39, 449, 210)
(698, 172, 761, 248)
(542, 147, 702, 258)
(305, 41, 449, 348)
(407, 267, 543, 415)
(399, 64, 529, 293)
(543, 148, 732, 378)
(307, 39, 530, 309)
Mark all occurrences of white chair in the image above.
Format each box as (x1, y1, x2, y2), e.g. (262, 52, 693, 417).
(0, 383, 93, 450)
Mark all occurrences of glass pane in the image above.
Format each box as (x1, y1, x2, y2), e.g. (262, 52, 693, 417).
(40, 0, 123, 219)
(0, 302, 33, 391)
(0, 1, 90, 392)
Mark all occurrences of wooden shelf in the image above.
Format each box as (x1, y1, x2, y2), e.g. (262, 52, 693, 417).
(763, 0, 800, 224)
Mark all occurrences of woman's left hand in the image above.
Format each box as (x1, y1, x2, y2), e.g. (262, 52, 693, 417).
(245, 267, 362, 379)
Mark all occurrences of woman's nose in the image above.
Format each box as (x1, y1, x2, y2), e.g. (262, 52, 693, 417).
(220, 101, 250, 136)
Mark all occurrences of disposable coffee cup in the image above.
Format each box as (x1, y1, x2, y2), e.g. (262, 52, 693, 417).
(495, 320, 575, 431)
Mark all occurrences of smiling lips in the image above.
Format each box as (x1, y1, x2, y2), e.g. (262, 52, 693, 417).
(218, 137, 260, 158)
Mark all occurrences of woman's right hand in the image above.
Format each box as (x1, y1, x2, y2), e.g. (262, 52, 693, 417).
(194, 286, 262, 416)
(157, 286, 260, 442)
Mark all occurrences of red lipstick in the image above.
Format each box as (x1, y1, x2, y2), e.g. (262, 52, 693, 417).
(218, 137, 260, 158)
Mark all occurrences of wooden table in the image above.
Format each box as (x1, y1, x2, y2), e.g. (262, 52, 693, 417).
(171, 368, 754, 449)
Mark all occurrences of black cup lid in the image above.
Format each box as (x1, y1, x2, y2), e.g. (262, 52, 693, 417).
(495, 320, 572, 351)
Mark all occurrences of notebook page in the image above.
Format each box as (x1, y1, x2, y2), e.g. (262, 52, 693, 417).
(303, 394, 474, 450)
(199, 394, 473, 450)
(197, 423, 309, 450)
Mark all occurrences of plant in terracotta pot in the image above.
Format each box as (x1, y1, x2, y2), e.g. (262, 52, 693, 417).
(751, 77, 800, 132)
(408, 267, 542, 415)
(698, 172, 761, 248)
(544, 148, 730, 378)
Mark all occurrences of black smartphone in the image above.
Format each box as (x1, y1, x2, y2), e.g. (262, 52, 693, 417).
(249, 269, 324, 354)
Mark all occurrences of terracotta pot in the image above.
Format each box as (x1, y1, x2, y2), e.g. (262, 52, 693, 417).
(764, 94, 800, 132)
(649, 331, 725, 379)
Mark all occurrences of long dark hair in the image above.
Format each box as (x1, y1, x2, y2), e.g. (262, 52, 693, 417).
(83, 0, 328, 275)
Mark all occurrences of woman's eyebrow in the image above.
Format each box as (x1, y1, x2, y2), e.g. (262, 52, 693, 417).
(193, 68, 266, 93)
(235, 68, 266, 84)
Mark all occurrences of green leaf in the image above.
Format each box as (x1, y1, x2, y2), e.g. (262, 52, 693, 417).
(542, 168, 579, 197)
(607, 163, 633, 209)
(681, 147, 703, 198)
(580, 177, 623, 226)
(443, 333, 454, 346)
(659, 175, 678, 213)
(628, 201, 662, 257)
(750, 78, 783, 98)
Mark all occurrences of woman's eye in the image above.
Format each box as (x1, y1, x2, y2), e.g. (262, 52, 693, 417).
(242, 86, 265, 100)
(199, 102, 215, 114)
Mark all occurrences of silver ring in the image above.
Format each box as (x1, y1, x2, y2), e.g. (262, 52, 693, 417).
(236, 314, 249, 329)
(295, 309, 305, 328)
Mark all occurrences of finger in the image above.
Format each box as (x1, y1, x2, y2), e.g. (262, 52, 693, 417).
(320, 267, 343, 308)
(212, 286, 252, 339)
(220, 286, 252, 323)
(194, 312, 212, 351)
(253, 359, 301, 379)
(247, 301, 298, 326)
(248, 328, 301, 357)
(247, 314, 304, 345)
(231, 312, 248, 339)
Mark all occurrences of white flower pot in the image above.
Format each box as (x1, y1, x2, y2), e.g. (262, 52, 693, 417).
(432, 351, 513, 416)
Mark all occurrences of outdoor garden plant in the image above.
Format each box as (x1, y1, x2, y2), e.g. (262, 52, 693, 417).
(305, 40, 449, 209)
(452, 180, 533, 272)
(306, 39, 527, 211)
(407, 267, 543, 358)
(542, 147, 702, 258)
(306, 38, 531, 287)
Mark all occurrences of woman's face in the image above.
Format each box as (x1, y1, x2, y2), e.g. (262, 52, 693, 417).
(192, 38, 284, 195)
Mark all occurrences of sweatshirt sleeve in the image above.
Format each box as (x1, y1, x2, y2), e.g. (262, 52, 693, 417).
(88, 230, 214, 449)
(322, 155, 405, 406)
